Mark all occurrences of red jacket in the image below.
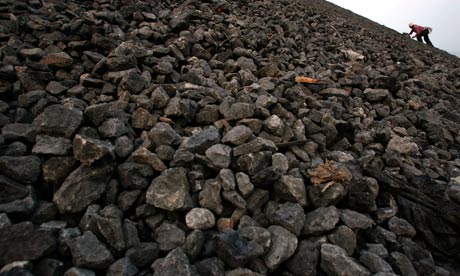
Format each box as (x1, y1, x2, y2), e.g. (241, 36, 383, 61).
(410, 25, 427, 36)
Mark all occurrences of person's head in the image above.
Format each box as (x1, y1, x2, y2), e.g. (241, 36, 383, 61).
(408, 22, 415, 28)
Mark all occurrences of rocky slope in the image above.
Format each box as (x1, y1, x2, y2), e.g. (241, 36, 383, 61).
(1, 0, 460, 275)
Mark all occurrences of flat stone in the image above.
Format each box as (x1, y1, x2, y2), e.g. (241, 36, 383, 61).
(32, 135, 72, 155)
(33, 104, 83, 138)
(0, 155, 41, 184)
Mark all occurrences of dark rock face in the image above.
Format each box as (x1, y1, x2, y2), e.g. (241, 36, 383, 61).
(1, 0, 460, 274)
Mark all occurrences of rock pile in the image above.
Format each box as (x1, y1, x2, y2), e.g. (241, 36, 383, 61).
(1, 0, 460, 275)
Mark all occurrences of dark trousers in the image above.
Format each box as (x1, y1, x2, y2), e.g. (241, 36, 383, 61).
(417, 29, 433, 47)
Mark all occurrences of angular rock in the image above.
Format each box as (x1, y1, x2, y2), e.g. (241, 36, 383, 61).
(222, 125, 253, 145)
(214, 229, 264, 268)
(359, 251, 394, 274)
(146, 167, 192, 211)
(340, 209, 375, 230)
(0, 222, 56, 266)
(184, 127, 221, 154)
(73, 134, 114, 165)
(33, 104, 83, 138)
(266, 202, 305, 236)
(327, 225, 357, 256)
(131, 147, 167, 172)
(274, 175, 307, 206)
(53, 161, 113, 213)
(151, 248, 198, 276)
(106, 257, 138, 276)
(69, 231, 114, 269)
(320, 243, 371, 276)
(263, 225, 298, 271)
(205, 144, 232, 168)
(303, 206, 340, 235)
(0, 155, 41, 184)
(32, 135, 72, 155)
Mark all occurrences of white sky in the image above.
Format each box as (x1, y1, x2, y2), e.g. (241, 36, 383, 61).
(326, 0, 460, 56)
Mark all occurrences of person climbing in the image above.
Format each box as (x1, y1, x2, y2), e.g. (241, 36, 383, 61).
(408, 22, 433, 47)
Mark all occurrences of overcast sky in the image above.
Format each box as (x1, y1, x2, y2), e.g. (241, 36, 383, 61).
(326, 0, 460, 56)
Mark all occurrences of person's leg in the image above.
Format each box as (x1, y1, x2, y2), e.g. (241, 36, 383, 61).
(423, 34, 433, 47)
(420, 29, 433, 46)
(416, 35, 423, 42)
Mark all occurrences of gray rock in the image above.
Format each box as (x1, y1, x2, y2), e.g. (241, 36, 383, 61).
(184, 229, 205, 260)
(340, 209, 374, 229)
(225, 268, 265, 276)
(389, 252, 417, 276)
(225, 103, 255, 121)
(0, 175, 29, 203)
(0, 155, 41, 184)
(272, 153, 289, 174)
(84, 102, 129, 127)
(146, 167, 192, 211)
(303, 206, 340, 235)
(32, 135, 72, 155)
(125, 242, 159, 267)
(222, 125, 253, 145)
(131, 108, 156, 130)
(363, 88, 390, 102)
(236, 172, 254, 197)
(63, 267, 95, 276)
(206, 144, 232, 168)
(364, 243, 389, 259)
(148, 122, 182, 146)
(387, 216, 416, 238)
(98, 118, 129, 138)
(118, 190, 141, 210)
(72, 134, 114, 165)
(42, 156, 78, 187)
(34, 258, 64, 276)
(53, 161, 113, 213)
(219, 168, 236, 191)
(151, 87, 170, 109)
(263, 225, 298, 271)
(152, 247, 198, 276)
(154, 222, 185, 251)
(69, 231, 114, 269)
(114, 136, 134, 158)
(320, 243, 371, 276)
(266, 202, 305, 236)
(222, 190, 247, 209)
(196, 105, 220, 124)
(0, 213, 11, 229)
(308, 182, 347, 208)
(33, 104, 83, 138)
(274, 175, 307, 206)
(239, 226, 272, 252)
(185, 208, 216, 230)
(2, 123, 37, 142)
(194, 257, 225, 276)
(95, 215, 126, 252)
(106, 257, 138, 276)
(131, 147, 167, 172)
(286, 238, 323, 276)
(185, 127, 221, 154)
(233, 137, 277, 156)
(327, 225, 356, 256)
(214, 229, 264, 268)
(359, 251, 394, 273)
(0, 222, 56, 266)
(199, 178, 223, 215)
(118, 162, 154, 189)
(46, 81, 68, 95)
(40, 52, 74, 67)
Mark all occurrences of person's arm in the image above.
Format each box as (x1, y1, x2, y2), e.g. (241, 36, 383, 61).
(409, 29, 414, 35)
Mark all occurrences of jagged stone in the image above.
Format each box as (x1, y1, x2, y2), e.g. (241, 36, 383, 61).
(72, 134, 114, 165)
(214, 229, 264, 268)
(33, 104, 83, 138)
(151, 248, 198, 276)
(320, 243, 371, 276)
(0, 155, 41, 184)
(53, 161, 113, 213)
(303, 206, 340, 235)
(69, 231, 114, 269)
